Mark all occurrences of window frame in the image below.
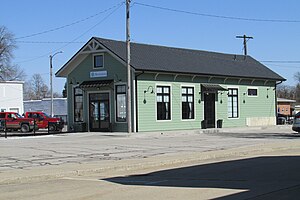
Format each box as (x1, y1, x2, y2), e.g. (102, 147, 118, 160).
(93, 54, 104, 69)
(156, 85, 171, 121)
(115, 84, 127, 123)
(227, 88, 239, 119)
(181, 86, 195, 120)
(74, 87, 83, 122)
(247, 87, 258, 97)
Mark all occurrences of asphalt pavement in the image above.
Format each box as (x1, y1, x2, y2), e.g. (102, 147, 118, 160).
(0, 125, 299, 199)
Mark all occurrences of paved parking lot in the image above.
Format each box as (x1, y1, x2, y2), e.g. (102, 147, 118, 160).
(0, 125, 298, 173)
(0, 125, 300, 200)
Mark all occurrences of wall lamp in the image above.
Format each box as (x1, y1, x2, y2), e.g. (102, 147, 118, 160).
(219, 91, 224, 104)
(243, 92, 246, 103)
(198, 91, 202, 104)
(143, 86, 154, 104)
(267, 88, 270, 98)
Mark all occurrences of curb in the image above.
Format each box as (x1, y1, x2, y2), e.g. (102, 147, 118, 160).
(1, 140, 299, 185)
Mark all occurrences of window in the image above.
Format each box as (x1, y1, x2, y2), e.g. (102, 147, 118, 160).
(94, 55, 104, 68)
(182, 87, 194, 119)
(74, 87, 83, 122)
(157, 86, 171, 120)
(116, 85, 126, 122)
(248, 88, 257, 96)
(228, 88, 239, 118)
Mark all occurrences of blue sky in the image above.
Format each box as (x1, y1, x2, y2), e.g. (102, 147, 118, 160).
(1, 0, 300, 93)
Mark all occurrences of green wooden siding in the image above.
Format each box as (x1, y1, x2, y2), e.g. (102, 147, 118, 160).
(137, 80, 203, 131)
(137, 77, 276, 132)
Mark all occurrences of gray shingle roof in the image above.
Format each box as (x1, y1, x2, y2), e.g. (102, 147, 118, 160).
(95, 37, 285, 81)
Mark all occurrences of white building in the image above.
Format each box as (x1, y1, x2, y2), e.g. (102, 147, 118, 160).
(0, 81, 24, 114)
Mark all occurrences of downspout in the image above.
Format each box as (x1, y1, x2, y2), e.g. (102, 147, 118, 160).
(275, 81, 283, 125)
(135, 71, 145, 132)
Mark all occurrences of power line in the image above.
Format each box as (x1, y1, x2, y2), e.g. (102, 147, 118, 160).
(134, 2, 300, 23)
(16, 41, 85, 44)
(261, 61, 300, 63)
(15, 1, 125, 40)
(15, 2, 124, 64)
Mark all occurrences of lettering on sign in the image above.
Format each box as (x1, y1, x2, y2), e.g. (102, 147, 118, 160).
(90, 71, 107, 78)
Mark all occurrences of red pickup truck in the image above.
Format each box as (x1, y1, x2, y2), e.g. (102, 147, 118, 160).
(24, 112, 64, 131)
(0, 112, 38, 133)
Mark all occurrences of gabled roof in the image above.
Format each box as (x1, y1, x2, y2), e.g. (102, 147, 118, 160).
(57, 37, 285, 81)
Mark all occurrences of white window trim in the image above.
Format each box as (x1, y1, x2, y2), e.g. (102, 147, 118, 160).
(93, 53, 105, 69)
(114, 82, 127, 124)
(155, 83, 172, 122)
(247, 87, 259, 97)
(180, 84, 196, 121)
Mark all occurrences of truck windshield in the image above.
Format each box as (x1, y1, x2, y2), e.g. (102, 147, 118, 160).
(15, 113, 23, 118)
(43, 112, 51, 118)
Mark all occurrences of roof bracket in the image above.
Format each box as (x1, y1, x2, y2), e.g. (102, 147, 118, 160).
(238, 78, 243, 84)
(224, 77, 228, 84)
(192, 75, 197, 82)
(251, 79, 256, 85)
(208, 76, 213, 83)
(154, 73, 160, 80)
(264, 80, 269, 85)
(174, 74, 179, 81)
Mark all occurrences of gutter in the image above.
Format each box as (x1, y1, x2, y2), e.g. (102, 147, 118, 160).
(134, 71, 145, 132)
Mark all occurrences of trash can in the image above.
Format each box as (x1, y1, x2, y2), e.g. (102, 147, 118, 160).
(201, 120, 207, 129)
(217, 119, 223, 128)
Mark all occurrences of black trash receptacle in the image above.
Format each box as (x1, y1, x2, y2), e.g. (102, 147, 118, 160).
(217, 119, 223, 128)
(201, 120, 207, 129)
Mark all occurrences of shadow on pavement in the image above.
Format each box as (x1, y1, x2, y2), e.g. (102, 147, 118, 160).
(211, 132, 300, 139)
(103, 156, 300, 199)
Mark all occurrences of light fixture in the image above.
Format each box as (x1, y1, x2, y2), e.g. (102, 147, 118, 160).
(143, 86, 154, 104)
(198, 91, 202, 104)
(243, 92, 246, 103)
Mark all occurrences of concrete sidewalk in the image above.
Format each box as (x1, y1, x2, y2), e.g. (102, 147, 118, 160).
(0, 125, 299, 185)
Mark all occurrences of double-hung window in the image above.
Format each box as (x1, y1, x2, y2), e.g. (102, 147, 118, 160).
(182, 87, 194, 119)
(157, 86, 171, 120)
(228, 88, 239, 118)
(116, 85, 126, 122)
(74, 87, 83, 122)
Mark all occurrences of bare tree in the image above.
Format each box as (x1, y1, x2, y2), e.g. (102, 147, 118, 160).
(294, 72, 300, 103)
(277, 84, 296, 100)
(24, 73, 62, 100)
(0, 25, 25, 81)
(24, 74, 48, 100)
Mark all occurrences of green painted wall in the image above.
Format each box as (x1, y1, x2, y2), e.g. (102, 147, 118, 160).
(137, 74, 276, 132)
(67, 52, 128, 132)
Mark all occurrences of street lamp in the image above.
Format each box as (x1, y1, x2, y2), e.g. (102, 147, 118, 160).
(49, 51, 63, 117)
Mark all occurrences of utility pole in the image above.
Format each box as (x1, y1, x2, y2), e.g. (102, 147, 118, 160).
(49, 51, 63, 117)
(236, 34, 253, 56)
(126, 0, 132, 133)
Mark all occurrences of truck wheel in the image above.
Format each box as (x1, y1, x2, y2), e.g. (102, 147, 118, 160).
(21, 124, 30, 133)
(49, 124, 56, 131)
